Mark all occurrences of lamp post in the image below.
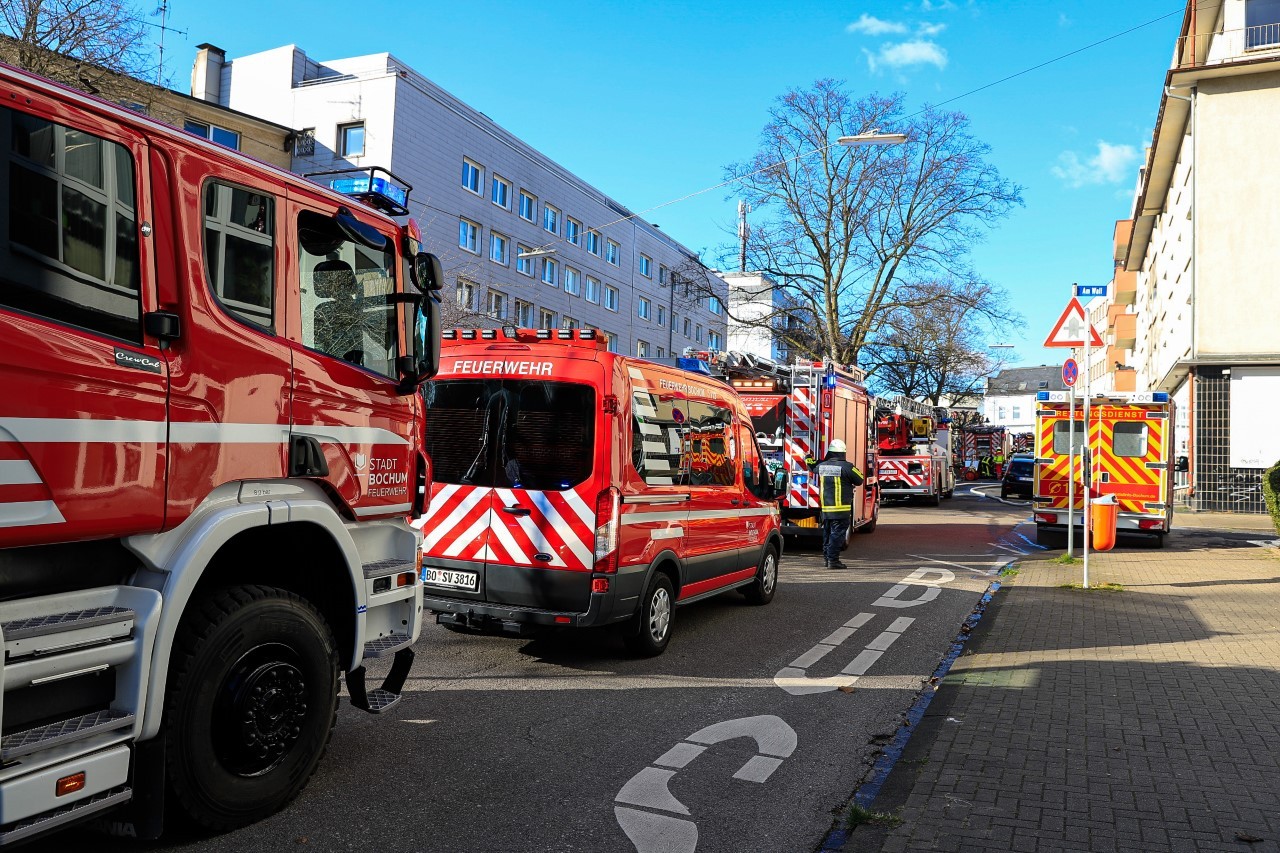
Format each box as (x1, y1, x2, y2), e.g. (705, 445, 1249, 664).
(837, 130, 909, 146)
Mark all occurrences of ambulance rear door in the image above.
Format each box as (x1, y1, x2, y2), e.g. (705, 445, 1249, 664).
(1091, 400, 1171, 528)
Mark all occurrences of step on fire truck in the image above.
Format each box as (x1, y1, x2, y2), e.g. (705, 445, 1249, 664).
(1033, 391, 1175, 548)
(874, 396, 955, 505)
(0, 63, 443, 844)
(705, 352, 879, 537)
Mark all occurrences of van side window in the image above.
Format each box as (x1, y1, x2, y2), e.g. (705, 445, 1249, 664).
(203, 182, 274, 329)
(631, 390, 686, 486)
(685, 400, 735, 487)
(1112, 422, 1149, 458)
(1, 106, 141, 342)
(1052, 420, 1084, 455)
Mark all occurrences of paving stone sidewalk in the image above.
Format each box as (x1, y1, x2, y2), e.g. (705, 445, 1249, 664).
(852, 528, 1280, 853)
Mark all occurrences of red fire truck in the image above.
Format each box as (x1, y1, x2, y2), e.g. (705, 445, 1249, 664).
(417, 330, 783, 656)
(1033, 391, 1175, 547)
(0, 63, 442, 843)
(708, 352, 879, 537)
(874, 396, 955, 505)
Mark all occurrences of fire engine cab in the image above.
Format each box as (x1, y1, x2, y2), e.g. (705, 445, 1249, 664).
(417, 330, 783, 656)
(1033, 391, 1175, 547)
(0, 63, 442, 843)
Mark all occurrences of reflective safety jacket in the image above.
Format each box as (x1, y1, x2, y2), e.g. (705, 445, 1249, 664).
(814, 453, 865, 519)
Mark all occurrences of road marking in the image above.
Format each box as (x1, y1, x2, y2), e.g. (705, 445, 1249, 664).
(989, 541, 1030, 555)
(614, 715, 797, 853)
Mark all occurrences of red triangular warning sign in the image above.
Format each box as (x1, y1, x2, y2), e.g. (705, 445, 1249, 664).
(1044, 297, 1103, 348)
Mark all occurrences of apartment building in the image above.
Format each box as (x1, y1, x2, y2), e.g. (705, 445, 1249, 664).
(188, 45, 727, 358)
(982, 366, 1067, 434)
(1117, 0, 1280, 513)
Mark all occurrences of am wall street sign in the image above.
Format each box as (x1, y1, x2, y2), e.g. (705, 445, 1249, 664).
(1075, 284, 1108, 298)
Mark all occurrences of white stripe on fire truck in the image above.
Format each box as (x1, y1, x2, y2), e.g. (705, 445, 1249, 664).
(621, 507, 776, 524)
(0, 460, 41, 486)
(559, 489, 595, 528)
(524, 491, 594, 567)
(0, 418, 408, 446)
(486, 512, 534, 565)
(443, 512, 493, 558)
(421, 487, 490, 552)
(0, 500, 66, 528)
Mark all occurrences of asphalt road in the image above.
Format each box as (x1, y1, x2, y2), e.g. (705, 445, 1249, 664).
(45, 488, 1030, 853)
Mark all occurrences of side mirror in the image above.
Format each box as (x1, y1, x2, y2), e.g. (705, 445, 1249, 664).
(397, 292, 440, 394)
(335, 207, 388, 251)
(411, 252, 444, 292)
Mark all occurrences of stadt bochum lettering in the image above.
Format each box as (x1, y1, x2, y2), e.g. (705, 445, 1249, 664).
(450, 359, 554, 376)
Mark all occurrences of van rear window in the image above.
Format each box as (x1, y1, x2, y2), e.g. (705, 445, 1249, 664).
(423, 379, 594, 490)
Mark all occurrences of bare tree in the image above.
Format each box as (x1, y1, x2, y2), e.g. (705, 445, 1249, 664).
(0, 0, 150, 88)
(861, 280, 1018, 405)
(724, 80, 1022, 367)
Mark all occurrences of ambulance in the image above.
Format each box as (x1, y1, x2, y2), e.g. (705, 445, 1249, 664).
(1033, 391, 1175, 547)
(416, 329, 783, 656)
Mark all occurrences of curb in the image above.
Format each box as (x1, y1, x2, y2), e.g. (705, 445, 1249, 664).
(818, 577, 1005, 852)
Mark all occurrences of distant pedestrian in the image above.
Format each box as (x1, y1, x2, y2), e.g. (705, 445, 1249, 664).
(808, 439, 865, 569)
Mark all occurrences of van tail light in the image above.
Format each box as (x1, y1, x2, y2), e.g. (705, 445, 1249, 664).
(1138, 519, 1163, 530)
(594, 487, 621, 574)
(1035, 512, 1058, 524)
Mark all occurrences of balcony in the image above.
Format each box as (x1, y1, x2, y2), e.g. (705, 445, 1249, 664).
(1175, 24, 1280, 70)
(1112, 312, 1137, 349)
(1114, 270, 1137, 306)
(1114, 367, 1137, 393)
(1113, 219, 1133, 265)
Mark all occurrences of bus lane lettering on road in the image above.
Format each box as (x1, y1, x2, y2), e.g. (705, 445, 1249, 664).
(614, 715, 797, 853)
(773, 566, 956, 695)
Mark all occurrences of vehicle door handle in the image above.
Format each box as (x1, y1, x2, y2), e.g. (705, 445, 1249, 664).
(502, 506, 531, 516)
(731, 499, 741, 506)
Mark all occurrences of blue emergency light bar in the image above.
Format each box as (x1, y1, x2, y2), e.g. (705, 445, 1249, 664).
(304, 166, 413, 216)
(329, 176, 408, 210)
(676, 357, 714, 376)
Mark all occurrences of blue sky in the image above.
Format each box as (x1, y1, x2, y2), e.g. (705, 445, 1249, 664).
(160, 0, 1181, 369)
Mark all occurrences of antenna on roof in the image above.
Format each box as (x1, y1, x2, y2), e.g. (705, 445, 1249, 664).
(148, 1, 189, 86)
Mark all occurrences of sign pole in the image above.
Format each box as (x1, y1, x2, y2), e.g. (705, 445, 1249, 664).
(1082, 323, 1091, 589)
(1067, 348, 1076, 558)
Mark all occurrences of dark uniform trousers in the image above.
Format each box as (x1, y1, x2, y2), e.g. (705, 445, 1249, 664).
(814, 454, 864, 565)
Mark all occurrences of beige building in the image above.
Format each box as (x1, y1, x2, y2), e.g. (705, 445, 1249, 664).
(1117, 0, 1280, 513)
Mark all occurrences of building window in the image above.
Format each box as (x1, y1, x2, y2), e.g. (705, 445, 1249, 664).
(671, 312, 678, 331)
(586, 230, 601, 256)
(491, 175, 510, 209)
(458, 218, 479, 254)
(339, 122, 365, 158)
(204, 183, 275, 330)
(637, 340, 650, 358)
(487, 289, 507, 320)
(184, 119, 240, 151)
(516, 244, 534, 276)
(683, 318, 691, 337)
(519, 190, 536, 222)
(490, 232, 508, 265)
(709, 295, 722, 315)
(543, 203, 560, 235)
(603, 331, 619, 353)
(1247, 0, 1280, 48)
(708, 331, 721, 350)
(604, 285, 619, 311)
(515, 300, 534, 327)
(695, 323, 703, 343)
(637, 296, 651, 320)
(606, 239, 620, 266)
(562, 316, 580, 330)
(456, 278, 478, 311)
(584, 275, 601, 304)
(3, 110, 144, 342)
(565, 217, 581, 245)
(461, 158, 482, 195)
(564, 265, 581, 296)
(997, 406, 1007, 420)
(1011, 405, 1021, 421)
(639, 254, 652, 277)
(541, 257, 558, 287)
(539, 308, 556, 329)
(659, 265, 668, 285)
(656, 347, 666, 358)
(656, 306, 666, 326)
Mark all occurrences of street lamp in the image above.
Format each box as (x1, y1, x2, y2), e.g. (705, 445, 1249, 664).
(837, 129, 909, 146)
(517, 248, 557, 259)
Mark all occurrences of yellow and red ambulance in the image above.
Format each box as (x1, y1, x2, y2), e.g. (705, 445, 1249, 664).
(1033, 391, 1174, 547)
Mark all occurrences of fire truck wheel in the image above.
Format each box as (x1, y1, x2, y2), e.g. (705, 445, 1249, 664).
(743, 547, 779, 605)
(624, 572, 675, 657)
(164, 585, 339, 832)
(857, 510, 878, 534)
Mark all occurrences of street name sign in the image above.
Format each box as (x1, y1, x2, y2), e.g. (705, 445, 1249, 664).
(1044, 297, 1104, 348)
(1075, 284, 1108, 298)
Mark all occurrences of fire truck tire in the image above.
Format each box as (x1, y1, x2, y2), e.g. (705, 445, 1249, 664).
(857, 510, 878, 534)
(743, 546, 779, 605)
(163, 585, 339, 832)
(929, 492, 942, 507)
(624, 572, 675, 657)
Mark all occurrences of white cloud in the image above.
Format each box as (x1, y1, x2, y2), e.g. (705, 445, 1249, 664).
(866, 40, 949, 73)
(920, 0, 957, 11)
(1051, 141, 1139, 188)
(846, 13, 907, 36)
(917, 22, 947, 36)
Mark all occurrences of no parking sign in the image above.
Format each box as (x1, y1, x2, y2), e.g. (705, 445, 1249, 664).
(1062, 358, 1078, 388)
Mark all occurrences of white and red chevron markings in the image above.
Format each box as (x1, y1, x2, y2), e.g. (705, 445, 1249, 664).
(414, 484, 595, 570)
(785, 387, 818, 509)
(0, 443, 64, 529)
(877, 458, 930, 488)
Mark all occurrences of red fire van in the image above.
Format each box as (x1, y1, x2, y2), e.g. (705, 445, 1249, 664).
(416, 328, 783, 655)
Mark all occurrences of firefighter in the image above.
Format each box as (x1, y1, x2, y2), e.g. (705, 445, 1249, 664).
(809, 439, 865, 570)
(994, 449, 1006, 479)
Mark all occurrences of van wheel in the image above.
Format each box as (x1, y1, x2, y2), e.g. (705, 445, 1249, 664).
(1035, 526, 1066, 549)
(857, 509, 878, 534)
(743, 547, 779, 605)
(164, 586, 339, 832)
(625, 573, 674, 657)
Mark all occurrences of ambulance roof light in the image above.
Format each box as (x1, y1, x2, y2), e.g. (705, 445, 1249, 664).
(1151, 392, 1169, 403)
(1036, 391, 1049, 401)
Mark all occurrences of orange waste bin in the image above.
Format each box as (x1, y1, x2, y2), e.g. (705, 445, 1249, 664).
(1090, 494, 1119, 551)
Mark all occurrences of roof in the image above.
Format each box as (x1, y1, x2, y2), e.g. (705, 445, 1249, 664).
(986, 366, 1068, 395)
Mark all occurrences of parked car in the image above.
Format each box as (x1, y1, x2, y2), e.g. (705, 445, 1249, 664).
(1001, 453, 1035, 499)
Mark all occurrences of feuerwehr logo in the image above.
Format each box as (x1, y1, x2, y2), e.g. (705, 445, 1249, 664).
(354, 453, 368, 471)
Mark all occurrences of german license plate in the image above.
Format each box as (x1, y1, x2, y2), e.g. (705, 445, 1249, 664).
(422, 567, 479, 591)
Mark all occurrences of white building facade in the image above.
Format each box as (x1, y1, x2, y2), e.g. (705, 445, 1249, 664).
(719, 272, 791, 363)
(1119, 0, 1280, 513)
(192, 45, 727, 358)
